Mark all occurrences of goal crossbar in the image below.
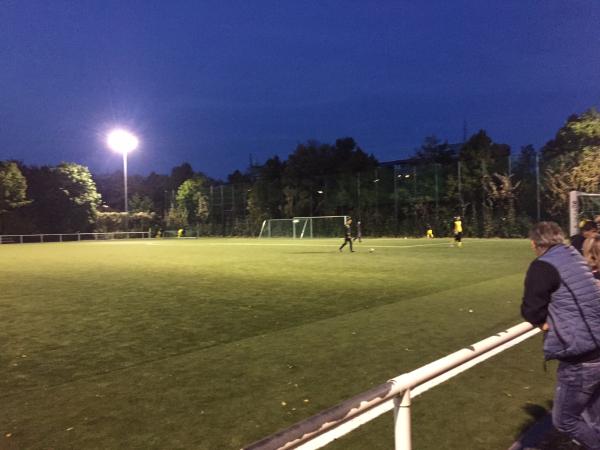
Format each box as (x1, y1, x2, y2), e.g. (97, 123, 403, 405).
(243, 321, 539, 450)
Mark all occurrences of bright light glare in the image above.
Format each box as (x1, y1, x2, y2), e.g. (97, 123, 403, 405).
(107, 129, 139, 153)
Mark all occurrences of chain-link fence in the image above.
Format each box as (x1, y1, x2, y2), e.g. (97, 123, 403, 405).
(162, 156, 544, 238)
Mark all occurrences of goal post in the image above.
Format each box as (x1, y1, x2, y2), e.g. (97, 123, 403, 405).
(569, 191, 600, 236)
(258, 216, 349, 239)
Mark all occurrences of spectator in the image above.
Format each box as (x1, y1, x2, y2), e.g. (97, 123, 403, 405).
(583, 235, 600, 281)
(570, 220, 597, 254)
(521, 222, 600, 449)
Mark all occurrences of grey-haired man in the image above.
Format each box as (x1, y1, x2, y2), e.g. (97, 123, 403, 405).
(521, 222, 600, 449)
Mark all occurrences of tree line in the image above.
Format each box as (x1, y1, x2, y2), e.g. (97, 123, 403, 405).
(1, 108, 599, 237)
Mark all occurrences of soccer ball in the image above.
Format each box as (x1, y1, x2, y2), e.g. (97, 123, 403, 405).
(369, 248, 375, 253)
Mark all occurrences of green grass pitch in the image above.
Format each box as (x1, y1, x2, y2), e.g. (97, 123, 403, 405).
(0, 238, 557, 450)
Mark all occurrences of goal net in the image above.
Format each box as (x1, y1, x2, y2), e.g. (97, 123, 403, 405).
(258, 216, 349, 238)
(569, 191, 600, 236)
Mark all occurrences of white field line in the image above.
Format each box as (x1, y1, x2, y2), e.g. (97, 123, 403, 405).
(77, 238, 510, 249)
(204, 241, 454, 249)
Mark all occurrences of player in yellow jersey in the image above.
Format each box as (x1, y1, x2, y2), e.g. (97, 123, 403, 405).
(453, 216, 463, 247)
(426, 224, 434, 239)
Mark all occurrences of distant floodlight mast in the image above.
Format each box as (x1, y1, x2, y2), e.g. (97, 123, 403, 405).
(106, 129, 139, 221)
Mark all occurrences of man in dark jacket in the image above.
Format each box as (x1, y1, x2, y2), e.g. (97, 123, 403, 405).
(521, 222, 600, 449)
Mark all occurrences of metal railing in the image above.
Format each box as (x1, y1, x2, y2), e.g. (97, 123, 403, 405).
(0, 231, 150, 244)
(244, 321, 540, 450)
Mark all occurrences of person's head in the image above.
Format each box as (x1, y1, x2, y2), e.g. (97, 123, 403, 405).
(583, 235, 600, 271)
(529, 221, 565, 256)
(581, 220, 598, 238)
(346, 218, 352, 225)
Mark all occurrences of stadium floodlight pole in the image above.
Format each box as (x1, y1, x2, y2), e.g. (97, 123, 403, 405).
(107, 129, 139, 226)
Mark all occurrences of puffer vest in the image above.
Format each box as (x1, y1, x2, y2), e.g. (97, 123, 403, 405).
(539, 245, 600, 361)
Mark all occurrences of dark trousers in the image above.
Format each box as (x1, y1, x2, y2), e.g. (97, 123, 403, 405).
(552, 360, 600, 449)
(340, 237, 353, 251)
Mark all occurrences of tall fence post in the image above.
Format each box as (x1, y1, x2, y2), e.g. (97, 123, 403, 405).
(393, 388, 412, 450)
(220, 185, 225, 235)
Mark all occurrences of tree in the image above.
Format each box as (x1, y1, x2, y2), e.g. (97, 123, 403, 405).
(227, 169, 252, 185)
(0, 161, 30, 233)
(282, 138, 378, 218)
(20, 163, 101, 233)
(129, 194, 155, 213)
(169, 162, 195, 192)
(485, 173, 521, 237)
(174, 177, 209, 227)
(55, 163, 102, 231)
(544, 147, 600, 218)
(541, 109, 600, 222)
(442, 130, 512, 236)
(512, 145, 537, 222)
(415, 136, 455, 164)
(542, 108, 600, 161)
(247, 156, 286, 226)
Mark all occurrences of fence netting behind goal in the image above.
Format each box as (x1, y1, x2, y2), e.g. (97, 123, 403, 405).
(294, 216, 348, 238)
(569, 191, 600, 235)
(259, 216, 348, 238)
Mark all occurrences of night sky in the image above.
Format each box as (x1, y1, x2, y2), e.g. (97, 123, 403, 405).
(2, 1, 599, 179)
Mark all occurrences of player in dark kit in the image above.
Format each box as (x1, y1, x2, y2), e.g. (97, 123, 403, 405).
(339, 218, 354, 252)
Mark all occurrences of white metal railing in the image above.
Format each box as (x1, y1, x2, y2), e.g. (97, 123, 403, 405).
(0, 231, 150, 244)
(244, 321, 540, 450)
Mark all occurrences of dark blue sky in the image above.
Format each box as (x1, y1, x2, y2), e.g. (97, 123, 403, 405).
(2, 1, 599, 179)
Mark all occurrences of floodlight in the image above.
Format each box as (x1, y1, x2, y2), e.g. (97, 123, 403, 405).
(107, 129, 139, 154)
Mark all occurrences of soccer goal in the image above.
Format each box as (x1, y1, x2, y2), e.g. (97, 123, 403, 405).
(258, 216, 349, 239)
(569, 191, 600, 236)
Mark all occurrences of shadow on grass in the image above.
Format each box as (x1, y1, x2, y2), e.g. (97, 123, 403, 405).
(511, 402, 581, 450)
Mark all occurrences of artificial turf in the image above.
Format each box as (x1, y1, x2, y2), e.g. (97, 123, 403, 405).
(0, 238, 558, 450)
